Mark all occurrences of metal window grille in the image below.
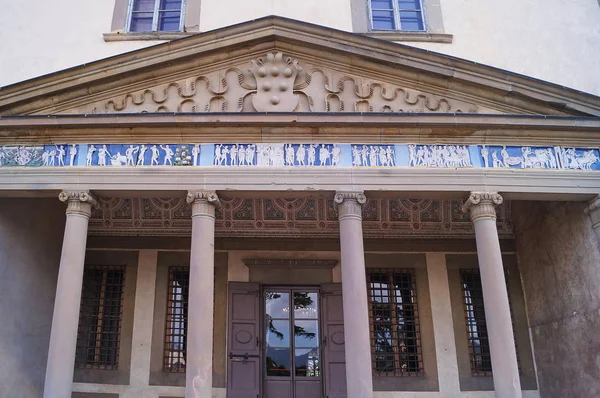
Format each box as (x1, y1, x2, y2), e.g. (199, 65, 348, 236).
(75, 265, 125, 370)
(460, 269, 521, 376)
(127, 0, 186, 33)
(367, 268, 423, 376)
(459, 270, 492, 376)
(369, 0, 425, 32)
(164, 266, 190, 372)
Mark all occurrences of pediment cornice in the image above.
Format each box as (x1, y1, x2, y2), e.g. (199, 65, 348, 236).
(1, 16, 599, 117)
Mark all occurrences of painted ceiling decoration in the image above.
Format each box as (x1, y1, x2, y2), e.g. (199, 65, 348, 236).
(88, 196, 514, 238)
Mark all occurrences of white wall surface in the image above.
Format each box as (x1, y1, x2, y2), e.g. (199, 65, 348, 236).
(1, 0, 599, 96)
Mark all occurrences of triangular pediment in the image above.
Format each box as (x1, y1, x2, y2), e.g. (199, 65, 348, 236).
(1, 16, 599, 117)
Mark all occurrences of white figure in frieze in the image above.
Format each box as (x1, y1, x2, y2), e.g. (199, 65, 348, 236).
(246, 144, 256, 165)
(501, 146, 521, 167)
(43, 148, 56, 166)
(361, 145, 369, 166)
(137, 144, 148, 166)
(285, 144, 295, 166)
(308, 144, 316, 166)
(492, 152, 503, 167)
(378, 146, 387, 166)
(481, 145, 489, 168)
(238, 145, 247, 166)
(222, 145, 231, 165)
(98, 145, 111, 167)
(319, 144, 330, 166)
(161, 145, 174, 166)
(110, 152, 127, 166)
(274, 146, 285, 166)
(86, 145, 96, 166)
(352, 145, 361, 166)
(230, 145, 239, 166)
(214, 144, 223, 166)
(192, 144, 200, 166)
(561, 148, 600, 170)
(332, 144, 341, 166)
(125, 145, 139, 166)
(0, 149, 4, 166)
(297, 144, 306, 166)
(69, 144, 77, 166)
(386, 146, 395, 166)
(408, 144, 417, 167)
(150, 145, 160, 166)
(55, 145, 66, 166)
(14, 146, 35, 166)
(368, 146, 378, 166)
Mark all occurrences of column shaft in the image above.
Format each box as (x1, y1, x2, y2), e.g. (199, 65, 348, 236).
(44, 191, 97, 398)
(335, 192, 373, 398)
(185, 191, 219, 398)
(464, 192, 521, 398)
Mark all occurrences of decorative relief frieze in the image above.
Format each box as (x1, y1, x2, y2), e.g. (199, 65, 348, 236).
(69, 52, 480, 114)
(1, 143, 599, 171)
(88, 196, 513, 238)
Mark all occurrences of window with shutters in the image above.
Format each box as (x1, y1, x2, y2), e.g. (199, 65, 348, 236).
(367, 268, 423, 376)
(75, 265, 126, 370)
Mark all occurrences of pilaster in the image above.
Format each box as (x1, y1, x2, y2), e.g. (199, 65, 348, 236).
(584, 195, 600, 245)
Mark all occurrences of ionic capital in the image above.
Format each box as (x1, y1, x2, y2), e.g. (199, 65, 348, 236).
(335, 191, 366, 221)
(186, 190, 220, 218)
(584, 195, 600, 230)
(462, 191, 503, 221)
(334, 191, 367, 205)
(58, 191, 99, 218)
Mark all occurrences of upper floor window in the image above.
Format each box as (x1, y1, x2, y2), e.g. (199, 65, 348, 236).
(369, 0, 425, 31)
(75, 265, 126, 370)
(127, 0, 185, 33)
(367, 268, 423, 376)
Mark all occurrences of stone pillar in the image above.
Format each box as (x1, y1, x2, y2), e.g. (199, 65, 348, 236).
(584, 195, 600, 246)
(462, 192, 521, 398)
(185, 190, 220, 398)
(334, 191, 373, 398)
(43, 191, 98, 398)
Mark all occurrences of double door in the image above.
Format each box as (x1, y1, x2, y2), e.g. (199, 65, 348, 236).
(227, 283, 347, 398)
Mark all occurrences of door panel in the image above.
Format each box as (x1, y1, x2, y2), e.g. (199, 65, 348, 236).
(295, 379, 322, 398)
(322, 284, 347, 398)
(265, 379, 293, 398)
(227, 282, 261, 398)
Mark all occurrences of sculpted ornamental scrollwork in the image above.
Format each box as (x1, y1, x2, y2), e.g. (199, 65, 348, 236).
(70, 51, 479, 114)
(88, 196, 513, 238)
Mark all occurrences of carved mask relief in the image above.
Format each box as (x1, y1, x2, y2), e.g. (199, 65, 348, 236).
(72, 52, 481, 114)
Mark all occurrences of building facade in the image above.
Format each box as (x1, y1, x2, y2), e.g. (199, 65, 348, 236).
(0, 3, 599, 398)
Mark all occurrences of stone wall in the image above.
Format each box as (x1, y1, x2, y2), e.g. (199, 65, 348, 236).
(513, 201, 600, 398)
(0, 198, 65, 398)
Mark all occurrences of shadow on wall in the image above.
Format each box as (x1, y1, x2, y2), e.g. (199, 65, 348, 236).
(512, 200, 600, 398)
(0, 198, 66, 398)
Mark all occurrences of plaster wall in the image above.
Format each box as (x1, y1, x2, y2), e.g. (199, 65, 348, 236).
(0, 198, 65, 398)
(513, 201, 600, 398)
(1, 0, 599, 95)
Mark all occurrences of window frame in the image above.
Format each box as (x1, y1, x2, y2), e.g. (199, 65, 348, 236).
(75, 265, 126, 370)
(366, 268, 423, 377)
(367, 0, 427, 32)
(125, 0, 187, 33)
(163, 266, 190, 372)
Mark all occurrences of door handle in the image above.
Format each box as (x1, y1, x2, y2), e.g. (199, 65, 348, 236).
(229, 352, 259, 364)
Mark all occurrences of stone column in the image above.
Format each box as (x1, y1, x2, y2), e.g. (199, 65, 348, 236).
(334, 191, 373, 398)
(584, 195, 600, 246)
(185, 190, 220, 398)
(462, 192, 521, 398)
(44, 191, 98, 398)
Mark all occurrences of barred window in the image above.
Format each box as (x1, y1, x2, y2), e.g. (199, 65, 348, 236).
(460, 269, 519, 376)
(164, 266, 189, 372)
(459, 270, 492, 376)
(367, 268, 423, 376)
(75, 266, 125, 369)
